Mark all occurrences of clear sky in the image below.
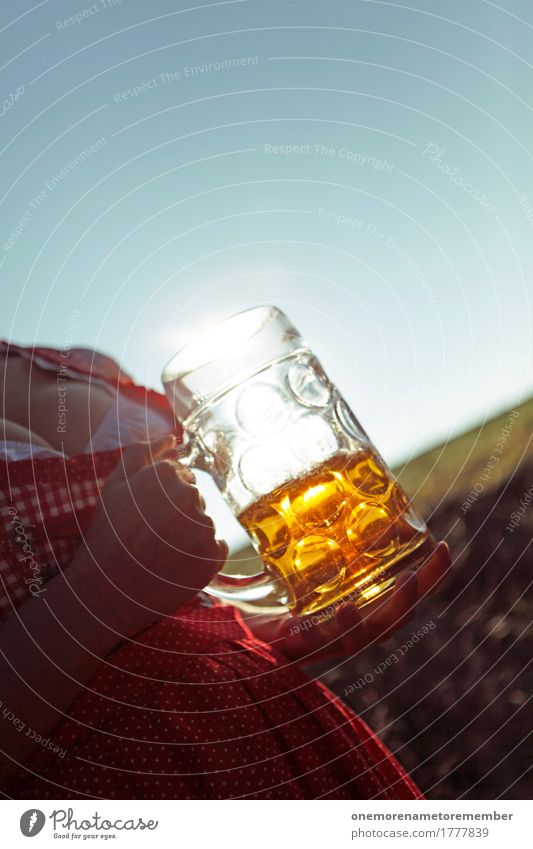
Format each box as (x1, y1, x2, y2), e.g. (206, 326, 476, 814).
(1, 0, 532, 548)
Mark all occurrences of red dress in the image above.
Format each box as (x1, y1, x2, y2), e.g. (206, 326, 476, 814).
(0, 342, 422, 800)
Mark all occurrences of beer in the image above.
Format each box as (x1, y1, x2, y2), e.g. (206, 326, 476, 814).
(238, 448, 435, 617)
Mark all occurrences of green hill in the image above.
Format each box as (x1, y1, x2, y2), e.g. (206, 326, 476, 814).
(394, 396, 532, 514)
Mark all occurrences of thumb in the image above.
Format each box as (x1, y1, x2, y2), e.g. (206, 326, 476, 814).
(112, 434, 177, 480)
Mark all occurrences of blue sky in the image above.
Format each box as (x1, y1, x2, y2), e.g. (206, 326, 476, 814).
(1, 0, 532, 547)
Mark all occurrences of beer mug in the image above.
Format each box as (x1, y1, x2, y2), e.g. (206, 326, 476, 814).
(162, 305, 436, 618)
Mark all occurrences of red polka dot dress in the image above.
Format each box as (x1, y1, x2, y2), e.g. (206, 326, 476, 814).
(0, 341, 422, 800)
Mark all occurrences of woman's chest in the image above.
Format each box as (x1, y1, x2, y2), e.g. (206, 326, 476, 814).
(3, 357, 113, 453)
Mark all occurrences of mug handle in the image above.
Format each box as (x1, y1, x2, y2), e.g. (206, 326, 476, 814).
(176, 439, 288, 613)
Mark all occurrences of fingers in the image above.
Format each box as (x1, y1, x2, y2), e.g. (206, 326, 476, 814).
(185, 535, 228, 591)
(211, 538, 229, 566)
(280, 615, 327, 661)
(364, 570, 419, 643)
(149, 460, 202, 508)
(281, 602, 368, 662)
(217, 538, 229, 561)
(174, 463, 197, 486)
(416, 541, 452, 600)
(323, 603, 368, 659)
(144, 462, 224, 563)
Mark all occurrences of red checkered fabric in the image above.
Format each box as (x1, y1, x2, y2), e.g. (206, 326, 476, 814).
(0, 450, 122, 618)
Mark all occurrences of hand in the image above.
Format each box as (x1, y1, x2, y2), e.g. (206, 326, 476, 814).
(248, 541, 451, 663)
(71, 435, 227, 638)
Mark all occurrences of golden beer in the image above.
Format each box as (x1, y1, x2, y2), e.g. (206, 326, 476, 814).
(238, 448, 435, 617)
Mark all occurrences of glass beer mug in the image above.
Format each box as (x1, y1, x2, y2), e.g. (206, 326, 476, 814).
(162, 305, 436, 618)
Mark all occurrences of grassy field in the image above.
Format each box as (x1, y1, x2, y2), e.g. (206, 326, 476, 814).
(393, 396, 533, 514)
